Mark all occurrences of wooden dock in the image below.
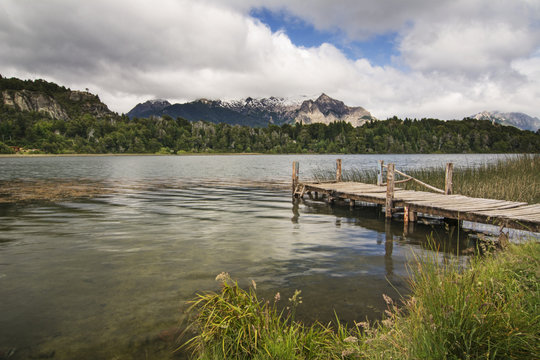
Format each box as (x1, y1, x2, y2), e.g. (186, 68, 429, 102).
(292, 160, 540, 233)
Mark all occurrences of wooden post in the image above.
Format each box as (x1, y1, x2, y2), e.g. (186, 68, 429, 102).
(336, 159, 342, 182)
(377, 160, 384, 186)
(409, 210, 416, 222)
(403, 206, 409, 235)
(404, 206, 409, 225)
(445, 163, 453, 195)
(292, 161, 299, 195)
(385, 163, 395, 218)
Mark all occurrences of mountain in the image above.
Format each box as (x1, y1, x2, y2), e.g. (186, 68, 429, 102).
(127, 93, 377, 127)
(0, 75, 114, 120)
(471, 111, 540, 132)
(295, 93, 374, 127)
(125, 99, 171, 119)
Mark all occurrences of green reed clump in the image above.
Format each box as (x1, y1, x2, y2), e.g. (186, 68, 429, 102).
(179, 272, 349, 359)
(181, 240, 540, 359)
(359, 240, 540, 359)
(312, 155, 539, 203)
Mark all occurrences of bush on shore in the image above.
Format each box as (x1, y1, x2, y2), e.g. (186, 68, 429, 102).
(0, 141, 15, 154)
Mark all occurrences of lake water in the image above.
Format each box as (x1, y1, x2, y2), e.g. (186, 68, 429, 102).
(0, 154, 519, 359)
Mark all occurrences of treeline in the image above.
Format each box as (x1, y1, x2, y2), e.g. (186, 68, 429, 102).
(1, 104, 539, 154)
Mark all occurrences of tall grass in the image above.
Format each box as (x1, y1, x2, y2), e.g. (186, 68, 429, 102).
(180, 242, 540, 359)
(178, 273, 341, 359)
(359, 240, 540, 359)
(312, 155, 539, 203)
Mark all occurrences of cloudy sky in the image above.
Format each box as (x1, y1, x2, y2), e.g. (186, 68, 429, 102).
(1, 0, 539, 119)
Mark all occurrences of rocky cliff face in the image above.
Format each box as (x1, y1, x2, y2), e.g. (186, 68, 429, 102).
(67, 90, 114, 118)
(128, 93, 376, 127)
(1, 86, 114, 120)
(2, 89, 69, 120)
(294, 94, 375, 126)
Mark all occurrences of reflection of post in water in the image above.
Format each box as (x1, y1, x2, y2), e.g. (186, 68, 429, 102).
(403, 206, 415, 236)
(385, 220, 394, 276)
(291, 198, 300, 224)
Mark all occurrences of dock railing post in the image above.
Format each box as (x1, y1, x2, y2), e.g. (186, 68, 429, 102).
(377, 160, 384, 186)
(336, 159, 342, 182)
(292, 161, 299, 196)
(445, 162, 454, 195)
(385, 163, 395, 218)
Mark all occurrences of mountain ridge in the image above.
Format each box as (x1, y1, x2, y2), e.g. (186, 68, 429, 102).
(127, 93, 377, 127)
(470, 111, 540, 132)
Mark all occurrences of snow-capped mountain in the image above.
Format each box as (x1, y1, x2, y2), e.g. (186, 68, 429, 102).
(127, 94, 377, 127)
(295, 94, 374, 127)
(471, 111, 540, 132)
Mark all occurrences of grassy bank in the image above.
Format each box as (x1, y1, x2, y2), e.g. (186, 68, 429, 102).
(312, 154, 539, 204)
(180, 242, 539, 359)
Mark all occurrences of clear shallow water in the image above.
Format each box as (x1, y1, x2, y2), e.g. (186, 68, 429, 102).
(0, 154, 517, 359)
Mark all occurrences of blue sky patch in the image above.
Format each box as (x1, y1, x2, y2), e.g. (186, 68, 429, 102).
(250, 7, 400, 66)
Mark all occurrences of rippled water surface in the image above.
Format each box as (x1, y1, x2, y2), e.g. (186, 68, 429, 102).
(0, 154, 515, 359)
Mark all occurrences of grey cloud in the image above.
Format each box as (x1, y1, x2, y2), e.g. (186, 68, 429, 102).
(1, 0, 539, 119)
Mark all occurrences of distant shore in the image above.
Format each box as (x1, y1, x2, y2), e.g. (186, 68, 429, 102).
(0, 152, 267, 158)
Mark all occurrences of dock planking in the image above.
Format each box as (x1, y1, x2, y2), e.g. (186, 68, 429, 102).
(293, 160, 540, 233)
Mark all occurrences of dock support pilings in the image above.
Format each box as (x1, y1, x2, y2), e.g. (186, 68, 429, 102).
(385, 163, 395, 218)
(292, 161, 299, 197)
(445, 162, 454, 195)
(377, 160, 384, 186)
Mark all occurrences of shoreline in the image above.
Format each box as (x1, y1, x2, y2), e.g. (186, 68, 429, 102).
(0, 152, 531, 158)
(0, 152, 267, 158)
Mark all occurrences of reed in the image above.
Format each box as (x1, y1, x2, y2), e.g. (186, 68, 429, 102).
(312, 154, 539, 203)
(180, 242, 540, 359)
(358, 240, 540, 359)
(178, 273, 342, 359)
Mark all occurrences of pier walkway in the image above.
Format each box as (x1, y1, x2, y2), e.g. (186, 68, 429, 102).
(292, 160, 540, 233)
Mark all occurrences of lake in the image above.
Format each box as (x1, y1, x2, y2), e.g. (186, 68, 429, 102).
(0, 154, 519, 359)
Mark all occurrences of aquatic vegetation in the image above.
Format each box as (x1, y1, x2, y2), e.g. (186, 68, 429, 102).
(312, 154, 540, 203)
(181, 241, 540, 359)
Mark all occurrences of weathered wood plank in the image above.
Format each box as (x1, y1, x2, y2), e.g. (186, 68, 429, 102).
(298, 179, 539, 232)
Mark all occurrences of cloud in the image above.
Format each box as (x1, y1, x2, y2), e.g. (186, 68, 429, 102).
(0, 0, 539, 119)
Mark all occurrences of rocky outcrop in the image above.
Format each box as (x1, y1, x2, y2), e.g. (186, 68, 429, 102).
(67, 90, 113, 118)
(294, 94, 375, 126)
(2, 89, 69, 120)
(1, 89, 114, 120)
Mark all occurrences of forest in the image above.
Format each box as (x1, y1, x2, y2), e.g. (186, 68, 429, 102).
(1, 75, 539, 155)
(1, 103, 539, 154)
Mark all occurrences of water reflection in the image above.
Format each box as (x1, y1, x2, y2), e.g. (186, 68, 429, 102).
(385, 221, 394, 276)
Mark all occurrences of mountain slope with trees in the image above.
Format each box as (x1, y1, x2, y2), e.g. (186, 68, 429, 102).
(1, 76, 539, 154)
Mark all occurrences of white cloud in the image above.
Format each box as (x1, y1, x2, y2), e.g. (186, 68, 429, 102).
(0, 0, 539, 119)
(399, 20, 540, 78)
